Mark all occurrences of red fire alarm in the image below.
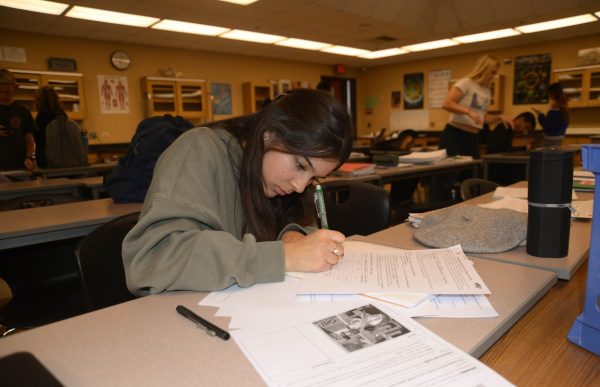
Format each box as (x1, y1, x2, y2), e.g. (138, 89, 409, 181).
(334, 64, 346, 74)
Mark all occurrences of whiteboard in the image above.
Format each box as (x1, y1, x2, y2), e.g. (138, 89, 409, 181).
(390, 110, 430, 131)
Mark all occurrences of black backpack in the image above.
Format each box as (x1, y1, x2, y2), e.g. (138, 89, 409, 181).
(105, 114, 194, 203)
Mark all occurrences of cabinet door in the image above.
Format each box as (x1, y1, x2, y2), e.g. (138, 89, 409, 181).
(178, 81, 206, 119)
(242, 82, 273, 114)
(12, 72, 41, 114)
(145, 80, 177, 116)
(42, 74, 86, 120)
(584, 69, 600, 107)
(554, 71, 585, 108)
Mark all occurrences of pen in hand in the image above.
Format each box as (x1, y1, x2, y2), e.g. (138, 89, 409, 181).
(314, 184, 329, 229)
(176, 305, 230, 341)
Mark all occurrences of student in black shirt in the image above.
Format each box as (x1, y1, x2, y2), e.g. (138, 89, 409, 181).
(486, 112, 536, 154)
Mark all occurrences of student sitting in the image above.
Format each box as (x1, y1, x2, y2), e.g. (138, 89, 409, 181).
(486, 111, 536, 154)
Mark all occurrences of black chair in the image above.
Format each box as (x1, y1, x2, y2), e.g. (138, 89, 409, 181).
(322, 180, 390, 236)
(74, 212, 139, 312)
(460, 178, 499, 201)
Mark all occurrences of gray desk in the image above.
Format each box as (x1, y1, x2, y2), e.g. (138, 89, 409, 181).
(0, 257, 556, 386)
(0, 178, 83, 201)
(375, 158, 480, 184)
(37, 162, 117, 179)
(70, 176, 105, 199)
(368, 181, 592, 280)
(0, 198, 142, 250)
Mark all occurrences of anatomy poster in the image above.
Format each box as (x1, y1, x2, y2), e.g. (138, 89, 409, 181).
(97, 75, 130, 114)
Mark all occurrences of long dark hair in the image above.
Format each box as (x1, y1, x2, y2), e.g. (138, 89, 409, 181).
(547, 82, 569, 122)
(35, 85, 65, 115)
(208, 88, 353, 241)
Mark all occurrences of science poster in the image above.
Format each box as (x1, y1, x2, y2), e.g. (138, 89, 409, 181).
(513, 54, 552, 104)
(403, 73, 424, 109)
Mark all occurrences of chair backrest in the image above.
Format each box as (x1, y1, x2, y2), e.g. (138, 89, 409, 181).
(322, 180, 390, 236)
(74, 212, 139, 311)
(460, 178, 499, 201)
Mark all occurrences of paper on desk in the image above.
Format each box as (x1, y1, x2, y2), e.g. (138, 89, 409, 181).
(398, 149, 447, 164)
(493, 187, 578, 200)
(231, 303, 513, 387)
(297, 241, 490, 295)
(403, 295, 498, 318)
(479, 197, 593, 219)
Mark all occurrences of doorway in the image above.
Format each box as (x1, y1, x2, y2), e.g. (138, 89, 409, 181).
(320, 76, 357, 134)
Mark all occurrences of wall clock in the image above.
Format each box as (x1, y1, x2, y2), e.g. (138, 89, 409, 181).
(110, 51, 131, 70)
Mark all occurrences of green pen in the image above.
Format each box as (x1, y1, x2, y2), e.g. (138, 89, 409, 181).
(314, 184, 329, 229)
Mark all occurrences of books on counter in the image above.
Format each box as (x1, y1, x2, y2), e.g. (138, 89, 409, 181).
(334, 162, 376, 176)
(398, 149, 447, 164)
(573, 170, 594, 192)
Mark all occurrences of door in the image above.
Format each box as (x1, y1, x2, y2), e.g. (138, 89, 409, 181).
(320, 76, 357, 134)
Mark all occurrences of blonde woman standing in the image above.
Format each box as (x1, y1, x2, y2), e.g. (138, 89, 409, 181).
(441, 54, 513, 158)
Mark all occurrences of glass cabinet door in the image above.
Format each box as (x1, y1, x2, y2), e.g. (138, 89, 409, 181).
(12, 72, 41, 113)
(555, 71, 585, 107)
(43, 74, 85, 120)
(178, 82, 205, 118)
(147, 81, 177, 115)
(585, 69, 600, 106)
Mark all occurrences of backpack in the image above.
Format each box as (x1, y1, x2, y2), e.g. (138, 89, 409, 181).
(45, 115, 87, 167)
(105, 114, 194, 203)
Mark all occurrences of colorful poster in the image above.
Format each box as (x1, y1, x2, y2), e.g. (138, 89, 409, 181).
(513, 54, 552, 105)
(97, 75, 129, 114)
(403, 73, 424, 110)
(211, 82, 232, 115)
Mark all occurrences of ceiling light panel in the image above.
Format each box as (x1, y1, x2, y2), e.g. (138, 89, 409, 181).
(218, 0, 258, 4)
(65, 6, 159, 27)
(275, 38, 332, 50)
(0, 0, 68, 15)
(515, 14, 597, 33)
(402, 39, 459, 52)
(219, 29, 285, 44)
(453, 28, 521, 43)
(321, 45, 370, 56)
(359, 48, 409, 59)
(152, 20, 230, 36)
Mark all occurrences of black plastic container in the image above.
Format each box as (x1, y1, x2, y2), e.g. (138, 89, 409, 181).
(526, 148, 573, 258)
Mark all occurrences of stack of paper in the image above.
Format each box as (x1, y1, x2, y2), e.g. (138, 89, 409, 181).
(334, 162, 376, 177)
(398, 149, 447, 164)
(573, 170, 595, 192)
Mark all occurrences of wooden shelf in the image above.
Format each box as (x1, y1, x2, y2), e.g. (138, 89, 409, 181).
(553, 65, 600, 108)
(9, 69, 87, 120)
(242, 82, 273, 114)
(142, 77, 209, 122)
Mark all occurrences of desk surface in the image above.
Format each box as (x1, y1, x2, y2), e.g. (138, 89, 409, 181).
(37, 162, 117, 178)
(374, 158, 480, 182)
(0, 256, 556, 386)
(0, 178, 82, 195)
(0, 198, 141, 249)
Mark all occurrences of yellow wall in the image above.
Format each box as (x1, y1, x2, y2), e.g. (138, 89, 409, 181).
(1, 29, 361, 144)
(2, 29, 600, 143)
(360, 33, 600, 136)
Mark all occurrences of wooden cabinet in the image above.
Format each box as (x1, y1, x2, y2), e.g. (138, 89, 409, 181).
(10, 69, 87, 120)
(242, 82, 273, 114)
(142, 77, 208, 122)
(553, 65, 600, 108)
(448, 75, 503, 112)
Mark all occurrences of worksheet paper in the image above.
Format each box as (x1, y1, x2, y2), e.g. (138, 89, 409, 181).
(231, 303, 513, 387)
(296, 242, 489, 295)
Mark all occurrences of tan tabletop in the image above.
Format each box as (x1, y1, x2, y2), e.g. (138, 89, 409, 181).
(69, 176, 105, 199)
(37, 162, 117, 179)
(0, 197, 142, 249)
(371, 181, 592, 280)
(374, 157, 481, 184)
(0, 178, 83, 200)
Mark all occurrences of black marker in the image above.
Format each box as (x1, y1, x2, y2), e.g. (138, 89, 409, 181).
(176, 305, 230, 341)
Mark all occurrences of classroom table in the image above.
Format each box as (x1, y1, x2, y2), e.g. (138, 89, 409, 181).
(0, 178, 83, 201)
(367, 181, 592, 280)
(36, 161, 117, 179)
(0, 257, 556, 386)
(69, 176, 105, 199)
(0, 198, 142, 250)
(374, 157, 481, 184)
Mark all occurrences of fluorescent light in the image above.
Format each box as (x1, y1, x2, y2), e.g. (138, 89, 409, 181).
(453, 28, 521, 43)
(0, 0, 68, 15)
(359, 48, 409, 59)
(218, 0, 258, 4)
(219, 29, 285, 44)
(275, 38, 332, 51)
(402, 39, 459, 52)
(515, 14, 597, 33)
(320, 45, 370, 56)
(66, 6, 159, 27)
(152, 20, 230, 36)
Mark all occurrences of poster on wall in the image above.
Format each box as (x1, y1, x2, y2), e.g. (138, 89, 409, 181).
(211, 82, 232, 115)
(97, 75, 129, 114)
(403, 73, 424, 110)
(428, 69, 451, 108)
(513, 53, 552, 105)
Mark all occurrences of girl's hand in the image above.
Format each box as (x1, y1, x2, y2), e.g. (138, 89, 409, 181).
(283, 229, 345, 272)
(467, 110, 483, 125)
